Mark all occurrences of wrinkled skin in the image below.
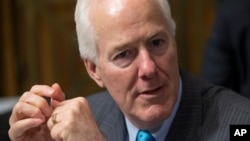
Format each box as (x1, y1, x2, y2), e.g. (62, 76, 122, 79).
(9, 84, 105, 141)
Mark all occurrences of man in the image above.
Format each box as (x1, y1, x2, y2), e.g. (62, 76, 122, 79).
(8, 0, 250, 141)
(201, 0, 250, 99)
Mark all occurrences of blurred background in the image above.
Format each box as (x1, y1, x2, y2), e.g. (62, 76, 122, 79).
(1, 0, 216, 98)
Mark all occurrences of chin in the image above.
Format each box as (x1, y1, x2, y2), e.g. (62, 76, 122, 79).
(135, 105, 172, 128)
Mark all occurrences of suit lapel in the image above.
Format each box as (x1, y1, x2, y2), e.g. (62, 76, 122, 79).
(98, 95, 128, 141)
(166, 70, 203, 141)
(87, 92, 128, 141)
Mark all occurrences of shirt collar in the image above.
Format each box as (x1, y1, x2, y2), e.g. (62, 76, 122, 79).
(125, 78, 183, 141)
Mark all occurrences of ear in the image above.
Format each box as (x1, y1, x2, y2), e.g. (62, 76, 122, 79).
(84, 60, 105, 88)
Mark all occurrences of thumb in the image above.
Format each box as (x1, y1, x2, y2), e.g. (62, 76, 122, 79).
(50, 83, 65, 109)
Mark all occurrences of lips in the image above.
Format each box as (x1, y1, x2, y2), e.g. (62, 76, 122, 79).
(140, 86, 164, 95)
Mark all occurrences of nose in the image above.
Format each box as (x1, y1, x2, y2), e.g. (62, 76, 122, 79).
(138, 50, 157, 80)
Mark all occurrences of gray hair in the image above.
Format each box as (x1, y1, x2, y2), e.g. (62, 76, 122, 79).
(74, 0, 176, 64)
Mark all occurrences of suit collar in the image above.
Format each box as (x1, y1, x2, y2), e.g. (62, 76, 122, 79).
(98, 94, 128, 141)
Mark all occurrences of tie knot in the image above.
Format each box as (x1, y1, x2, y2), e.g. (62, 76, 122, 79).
(136, 130, 156, 141)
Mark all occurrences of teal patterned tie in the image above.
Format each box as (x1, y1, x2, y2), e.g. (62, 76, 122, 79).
(136, 130, 156, 141)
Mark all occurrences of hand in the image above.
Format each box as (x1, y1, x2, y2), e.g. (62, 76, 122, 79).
(9, 83, 65, 141)
(47, 97, 106, 141)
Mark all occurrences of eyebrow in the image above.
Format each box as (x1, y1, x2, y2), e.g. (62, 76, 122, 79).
(147, 29, 169, 40)
(107, 29, 169, 59)
(107, 42, 132, 60)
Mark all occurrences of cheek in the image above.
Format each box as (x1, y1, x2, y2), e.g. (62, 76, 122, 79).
(159, 47, 179, 75)
(99, 66, 136, 104)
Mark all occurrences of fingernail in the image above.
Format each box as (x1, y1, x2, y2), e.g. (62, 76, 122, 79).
(47, 88, 55, 94)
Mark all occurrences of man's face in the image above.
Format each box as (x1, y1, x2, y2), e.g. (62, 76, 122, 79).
(89, 0, 180, 129)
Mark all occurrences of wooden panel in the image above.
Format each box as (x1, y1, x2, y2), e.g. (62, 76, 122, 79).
(7, 0, 102, 97)
(0, 0, 18, 96)
(170, 0, 216, 74)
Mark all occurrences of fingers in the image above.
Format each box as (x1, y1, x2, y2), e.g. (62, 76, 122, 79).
(9, 118, 44, 140)
(20, 91, 51, 116)
(46, 97, 105, 141)
(9, 83, 65, 141)
(30, 84, 55, 97)
(47, 97, 88, 140)
(51, 83, 65, 109)
(47, 112, 62, 140)
(51, 83, 65, 101)
(10, 101, 47, 124)
(10, 83, 64, 124)
(10, 91, 52, 125)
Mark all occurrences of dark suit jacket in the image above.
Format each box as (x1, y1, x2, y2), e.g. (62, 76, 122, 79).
(87, 70, 250, 141)
(201, 0, 250, 98)
(0, 111, 11, 141)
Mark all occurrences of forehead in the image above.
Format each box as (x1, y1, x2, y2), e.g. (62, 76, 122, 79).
(90, 0, 161, 14)
(89, 0, 166, 32)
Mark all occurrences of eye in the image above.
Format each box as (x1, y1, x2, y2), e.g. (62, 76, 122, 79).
(148, 38, 167, 55)
(116, 50, 131, 59)
(151, 39, 164, 47)
(112, 49, 137, 68)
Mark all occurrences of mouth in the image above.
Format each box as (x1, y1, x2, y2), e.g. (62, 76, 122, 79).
(139, 86, 164, 96)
